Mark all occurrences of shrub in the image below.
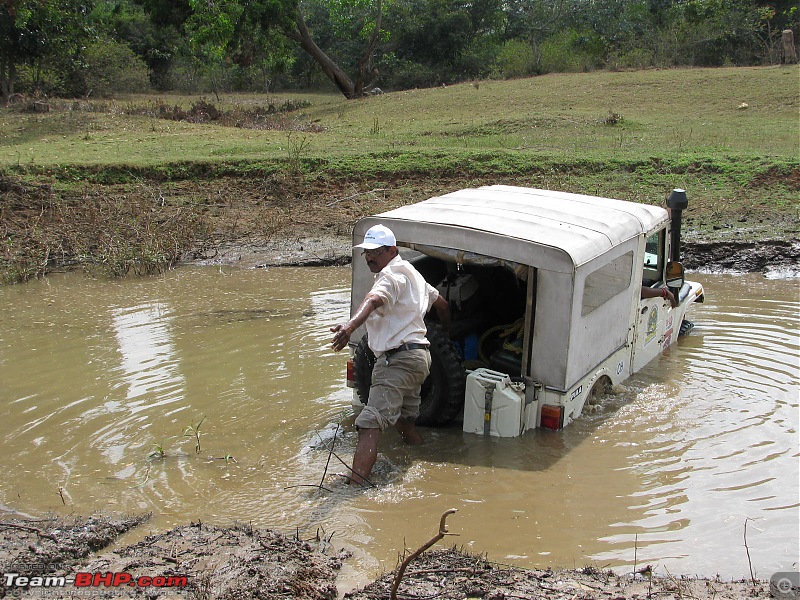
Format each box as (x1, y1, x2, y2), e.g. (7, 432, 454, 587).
(616, 47, 655, 70)
(495, 39, 537, 79)
(14, 64, 68, 98)
(79, 38, 152, 97)
(537, 29, 605, 74)
(381, 58, 443, 90)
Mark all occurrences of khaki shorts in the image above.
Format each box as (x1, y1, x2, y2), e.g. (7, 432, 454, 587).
(355, 348, 431, 430)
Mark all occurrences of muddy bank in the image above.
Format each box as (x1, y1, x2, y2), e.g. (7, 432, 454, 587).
(0, 515, 773, 599)
(344, 547, 771, 600)
(680, 239, 800, 276)
(193, 234, 800, 277)
(3, 172, 799, 283)
(0, 515, 343, 599)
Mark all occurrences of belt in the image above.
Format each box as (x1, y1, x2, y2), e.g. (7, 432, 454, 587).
(384, 343, 429, 356)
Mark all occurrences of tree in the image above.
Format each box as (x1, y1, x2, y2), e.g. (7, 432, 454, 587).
(381, 0, 504, 86)
(0, 0, 93, 98)
(93, 0, 185, 89)
(187, 0, 384, 98)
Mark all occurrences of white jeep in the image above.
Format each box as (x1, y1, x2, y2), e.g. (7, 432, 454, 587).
(345, 185, 705, 434)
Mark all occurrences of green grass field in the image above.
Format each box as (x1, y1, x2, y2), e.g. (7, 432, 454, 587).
(2, 66, 797, 170)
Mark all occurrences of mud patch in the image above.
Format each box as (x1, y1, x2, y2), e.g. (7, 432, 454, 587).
(195, 235, 800, 277)
(0, 514, 149, 595)
(345, 547, 770, 600)
(681, 239, 800, 275)
(0, 516, 345, 599)
(74, 522, 345, 599)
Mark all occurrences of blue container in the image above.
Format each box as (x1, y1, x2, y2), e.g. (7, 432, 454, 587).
(463, 333, 479, 361)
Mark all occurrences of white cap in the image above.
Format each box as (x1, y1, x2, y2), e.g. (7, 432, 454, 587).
(354, 224, 396, 249)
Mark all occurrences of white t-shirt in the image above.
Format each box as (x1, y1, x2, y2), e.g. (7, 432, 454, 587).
(365, 255, 440, 354)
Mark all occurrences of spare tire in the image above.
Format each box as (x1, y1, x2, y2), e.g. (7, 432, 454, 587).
(352, 323, 466, 426)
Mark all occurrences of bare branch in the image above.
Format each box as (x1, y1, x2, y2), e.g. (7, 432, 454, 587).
(390, 509, 458, 600)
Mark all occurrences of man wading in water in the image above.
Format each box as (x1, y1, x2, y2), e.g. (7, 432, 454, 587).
(331, 224, 451, 485)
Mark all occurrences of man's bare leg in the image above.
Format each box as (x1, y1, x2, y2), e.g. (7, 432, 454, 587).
(395, 417, 424, 445)
(349, 428, 380, 485)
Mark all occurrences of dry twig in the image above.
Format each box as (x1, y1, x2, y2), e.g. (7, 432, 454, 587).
(390, 509, 458, 600)
(284, 424, 374, 491)
(743, 518, 758, 589)
(0, 523, 58, 542)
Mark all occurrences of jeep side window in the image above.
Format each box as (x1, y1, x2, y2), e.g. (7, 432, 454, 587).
(642, 230, 665, 286)
(582, 251, 634, 316)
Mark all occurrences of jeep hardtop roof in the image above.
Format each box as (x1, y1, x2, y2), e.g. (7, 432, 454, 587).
(351, 185, 672, 390)
(357, 185, 668, 272)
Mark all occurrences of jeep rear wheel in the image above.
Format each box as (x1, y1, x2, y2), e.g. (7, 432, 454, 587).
(352, 324, 466, 426)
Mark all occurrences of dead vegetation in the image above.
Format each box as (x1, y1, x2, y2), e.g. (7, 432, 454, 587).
(346, 547, 771, 600)
(0, 175, 213, 282)
(6, 96, 324, 132)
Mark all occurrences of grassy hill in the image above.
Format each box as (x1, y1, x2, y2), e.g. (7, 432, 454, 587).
(1, 66, 798, 281)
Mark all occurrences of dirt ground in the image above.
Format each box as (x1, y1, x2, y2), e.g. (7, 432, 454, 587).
(192, 231, 800, 278)
(0, 515, 775, 599)
(175, 175, 800, 275)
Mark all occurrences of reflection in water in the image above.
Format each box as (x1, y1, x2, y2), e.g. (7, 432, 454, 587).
(0, 269, 797, 589)
(78, 302, 189, 468)
(112, 302, 184, 405)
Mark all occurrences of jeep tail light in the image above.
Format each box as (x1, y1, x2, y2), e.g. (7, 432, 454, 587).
(346, 359, 356, 388)
(540, 405, 564, 430)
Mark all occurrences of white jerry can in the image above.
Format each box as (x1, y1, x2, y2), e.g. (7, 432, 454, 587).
(463, 368, 525, 437)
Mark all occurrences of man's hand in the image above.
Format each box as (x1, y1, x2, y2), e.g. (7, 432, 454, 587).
(330, 294, 384, 352)
(432, 294, 452, 334)
(330, 322, 353, 352)
(665, 289, 678, 308)
(640, 285, 678, 308)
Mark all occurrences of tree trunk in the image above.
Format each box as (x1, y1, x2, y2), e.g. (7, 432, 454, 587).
(355, 0, 382, 96)
(0, 56, 13, 100)
(782, 29, 798, 64)
(289, 1, 382, 99)
(293, 6, 357, 98)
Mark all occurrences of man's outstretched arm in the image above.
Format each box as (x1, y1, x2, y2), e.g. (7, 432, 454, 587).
(331, 293, 384, 351)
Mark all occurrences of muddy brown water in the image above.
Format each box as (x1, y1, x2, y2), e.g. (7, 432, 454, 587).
(0, 267, 797, 592)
